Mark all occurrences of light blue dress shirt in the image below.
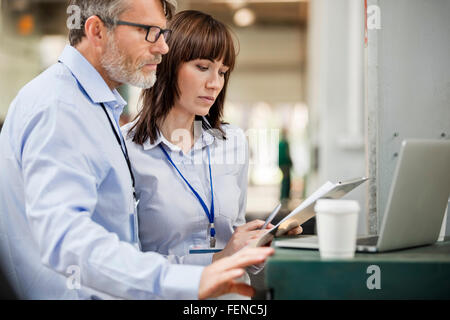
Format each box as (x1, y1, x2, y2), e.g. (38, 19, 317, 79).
(122, 122, 249, 266)
(0, 45, 203, 300)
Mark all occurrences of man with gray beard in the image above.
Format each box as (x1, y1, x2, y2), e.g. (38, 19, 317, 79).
(0, 0, 273, 300)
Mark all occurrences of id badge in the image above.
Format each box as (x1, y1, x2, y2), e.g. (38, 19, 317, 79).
(189, 238, 222, 254)
(189, 244, 222, 254)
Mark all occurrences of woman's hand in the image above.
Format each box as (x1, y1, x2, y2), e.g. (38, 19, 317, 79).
(212, 220, 274, 262)
(286, 225, 303, 236)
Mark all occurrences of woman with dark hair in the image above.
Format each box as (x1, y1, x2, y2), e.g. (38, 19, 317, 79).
(122, 10, 300, 297)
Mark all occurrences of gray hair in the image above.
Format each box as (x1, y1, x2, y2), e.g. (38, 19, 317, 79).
(68, 0, 177, 47)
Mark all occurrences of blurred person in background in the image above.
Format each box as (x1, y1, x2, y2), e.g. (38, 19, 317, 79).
(279, 128, 293, 208)
(0, 0, 273, 300)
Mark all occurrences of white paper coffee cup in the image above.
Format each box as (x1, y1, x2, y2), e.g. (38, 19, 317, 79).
(315, 199, 360, 259)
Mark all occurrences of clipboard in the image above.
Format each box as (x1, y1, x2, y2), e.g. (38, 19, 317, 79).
(251, 177, 369, 247)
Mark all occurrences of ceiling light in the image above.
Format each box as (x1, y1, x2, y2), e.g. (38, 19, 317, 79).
(233, 8, 256, 27)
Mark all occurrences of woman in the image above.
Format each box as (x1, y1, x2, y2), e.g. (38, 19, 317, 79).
(122, 11, 300, 276)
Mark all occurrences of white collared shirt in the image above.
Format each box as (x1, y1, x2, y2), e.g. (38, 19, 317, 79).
(122, 122, 249, 266)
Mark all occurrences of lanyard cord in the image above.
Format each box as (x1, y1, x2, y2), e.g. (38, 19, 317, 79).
(158, 144, 215, 239)
(100, 103, 136, 199)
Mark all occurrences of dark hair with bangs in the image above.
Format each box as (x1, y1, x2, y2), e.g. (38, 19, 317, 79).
(130, 10, 238, 145)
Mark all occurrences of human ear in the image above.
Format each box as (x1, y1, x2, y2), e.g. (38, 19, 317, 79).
(84, 16, 108, 48)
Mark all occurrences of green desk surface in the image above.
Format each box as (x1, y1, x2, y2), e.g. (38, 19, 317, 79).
(265, 237, 450, 299)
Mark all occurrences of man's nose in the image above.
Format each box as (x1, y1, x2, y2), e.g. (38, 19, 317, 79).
(150, 34, 169, 55)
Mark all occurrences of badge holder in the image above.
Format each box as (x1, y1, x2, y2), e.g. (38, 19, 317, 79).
(189, 237, 222, 254)
(189, 245, 222, 254)
(129, 197, 140, 249)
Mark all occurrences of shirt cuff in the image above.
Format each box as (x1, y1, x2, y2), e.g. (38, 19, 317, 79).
(161, 264, 204, 299)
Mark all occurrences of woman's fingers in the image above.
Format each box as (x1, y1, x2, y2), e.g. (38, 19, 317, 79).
(231, 230, 269, 247)
(237, 219, 265, 232)
(286, 225, 303, 235)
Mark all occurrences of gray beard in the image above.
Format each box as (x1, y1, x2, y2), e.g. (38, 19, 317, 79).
(100, 35, 158, 89)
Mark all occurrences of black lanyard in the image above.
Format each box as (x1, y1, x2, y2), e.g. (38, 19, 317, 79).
(100, 103, 136, 200)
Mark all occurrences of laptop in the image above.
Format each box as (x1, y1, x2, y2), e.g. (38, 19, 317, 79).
(275, 139, 450, 253)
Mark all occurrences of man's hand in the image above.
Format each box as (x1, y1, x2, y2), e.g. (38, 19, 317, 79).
(212, 220, 273, 262)
(198, 246, 275, 299)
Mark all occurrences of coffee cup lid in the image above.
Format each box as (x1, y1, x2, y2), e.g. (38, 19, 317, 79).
(314, 199, 360, 214)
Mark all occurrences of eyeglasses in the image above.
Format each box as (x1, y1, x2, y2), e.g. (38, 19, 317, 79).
(116, 20, 172, 43)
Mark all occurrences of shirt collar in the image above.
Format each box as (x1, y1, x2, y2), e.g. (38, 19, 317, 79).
(58, 45, 126, 107)
(143, 127, 216, 151)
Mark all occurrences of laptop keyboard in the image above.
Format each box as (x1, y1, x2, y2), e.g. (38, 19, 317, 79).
(356, 236, 379, 246)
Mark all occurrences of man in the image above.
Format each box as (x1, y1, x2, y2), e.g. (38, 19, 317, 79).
(0, 0, 273, 299)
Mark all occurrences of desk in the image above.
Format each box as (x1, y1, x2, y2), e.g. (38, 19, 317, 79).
(265, 238, 450, 299)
